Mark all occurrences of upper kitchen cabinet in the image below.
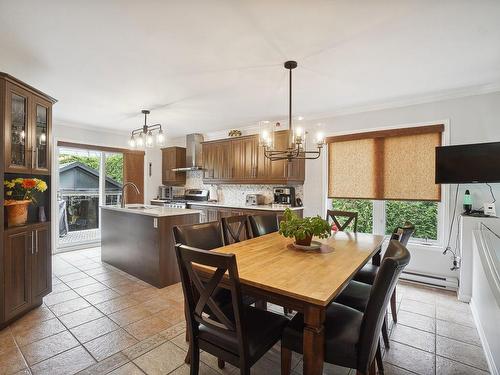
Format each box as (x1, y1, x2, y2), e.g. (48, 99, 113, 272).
(201, 131, 305, 184)
(162, 147, 186, 186)
(202, 140, 232, 182)
(2, 73, 56, 175)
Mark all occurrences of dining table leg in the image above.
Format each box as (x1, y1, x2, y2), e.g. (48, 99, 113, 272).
(302, 305, 326, 375)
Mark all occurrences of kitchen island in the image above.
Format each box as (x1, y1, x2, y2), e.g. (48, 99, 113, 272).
(100, 204, 200, 288)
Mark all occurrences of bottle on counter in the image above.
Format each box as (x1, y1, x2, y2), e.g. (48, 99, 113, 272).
(463, 189, 472, 214)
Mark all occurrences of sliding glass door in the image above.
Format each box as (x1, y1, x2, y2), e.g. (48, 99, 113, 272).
(57, 147, 123, 251)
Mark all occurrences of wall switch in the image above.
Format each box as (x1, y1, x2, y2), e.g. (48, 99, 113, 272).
(484, 202, 496, 217)
(153, 218, 158, 228)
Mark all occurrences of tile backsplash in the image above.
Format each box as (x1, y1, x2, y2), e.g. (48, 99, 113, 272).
(185, 170, 303, 205)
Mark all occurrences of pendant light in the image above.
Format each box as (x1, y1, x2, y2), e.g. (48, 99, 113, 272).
(260, 61, 325, 161)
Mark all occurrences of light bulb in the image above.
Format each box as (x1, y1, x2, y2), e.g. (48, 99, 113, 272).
(128, 135, 136, 148)
(316, 132, 325, 145)
(146, 131, 154, 148)
(136, 133, 144, 147)
(157, 129, 165, 146)
(39, 132, 47, 145)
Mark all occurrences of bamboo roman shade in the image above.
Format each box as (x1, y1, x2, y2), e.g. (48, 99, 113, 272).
(327, 125, 444, 201)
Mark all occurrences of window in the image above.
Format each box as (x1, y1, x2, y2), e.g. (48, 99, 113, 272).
(332, 199, 373, 234)
(327, 124, 445, 245)
(331, 198, 440, 243)
(385, 200, 438, 240)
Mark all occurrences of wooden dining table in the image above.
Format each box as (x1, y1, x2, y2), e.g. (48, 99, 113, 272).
(197, 231, 384, 375)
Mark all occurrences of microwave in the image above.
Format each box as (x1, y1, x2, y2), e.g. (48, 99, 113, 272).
(159, 185, 185, 200)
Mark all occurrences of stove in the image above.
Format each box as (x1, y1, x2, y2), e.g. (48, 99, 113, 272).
(150, 189, 209, 209)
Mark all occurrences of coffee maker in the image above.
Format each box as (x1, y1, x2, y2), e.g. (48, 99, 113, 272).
(273, 186, 296, 207)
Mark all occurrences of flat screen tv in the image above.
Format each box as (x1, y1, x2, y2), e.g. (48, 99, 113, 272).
(435, 142, 500, 184)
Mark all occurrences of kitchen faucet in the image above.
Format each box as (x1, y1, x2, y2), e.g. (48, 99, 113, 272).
(121, 182, 140, 208)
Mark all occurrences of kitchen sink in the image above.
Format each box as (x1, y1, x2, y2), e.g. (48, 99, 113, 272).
(126, 205, 153, 209)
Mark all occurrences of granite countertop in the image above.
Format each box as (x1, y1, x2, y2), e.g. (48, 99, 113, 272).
(185, 202, 304, 211)
(101, 204, 201, 217)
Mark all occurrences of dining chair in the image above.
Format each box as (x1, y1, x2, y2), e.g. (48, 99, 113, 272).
(175, 244, 289, 375)
(221, 215, 252, 245)
(173, 221, 224, 250)
(248, 213, 279, 237)
(281, 240, 411, 375)
(326, 210, 358, 232)
(354, 222, 415, 324)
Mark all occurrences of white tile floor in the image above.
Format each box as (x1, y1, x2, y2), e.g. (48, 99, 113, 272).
(0, 246, 491, 374)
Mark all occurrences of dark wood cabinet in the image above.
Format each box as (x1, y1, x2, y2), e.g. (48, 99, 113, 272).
(3, 227, 32, 321)
(201, 131, 305, 184)
(3, 78, 53, 175)
(31, 223, 52, 300)
(2, 223, 51, 324)
(1, 73, 55, 329)
(161, 147, 186, 186)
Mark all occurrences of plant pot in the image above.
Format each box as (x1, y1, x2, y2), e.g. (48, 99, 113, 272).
(5, 200, 31, 227)
(295, 234, 313, 247)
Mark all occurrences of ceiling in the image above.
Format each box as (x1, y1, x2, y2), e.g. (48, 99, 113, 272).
(1, 0, 500, 137)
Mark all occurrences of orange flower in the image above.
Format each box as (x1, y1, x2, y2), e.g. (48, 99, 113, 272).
(22, 179, 37, 189)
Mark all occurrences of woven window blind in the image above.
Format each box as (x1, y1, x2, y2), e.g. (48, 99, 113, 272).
(327, 125, 444, 201)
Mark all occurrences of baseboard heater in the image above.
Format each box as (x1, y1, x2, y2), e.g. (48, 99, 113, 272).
(400, 270, 459, 290)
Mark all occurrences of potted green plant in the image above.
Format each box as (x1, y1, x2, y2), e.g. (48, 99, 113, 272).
(279, 208, 331, 247)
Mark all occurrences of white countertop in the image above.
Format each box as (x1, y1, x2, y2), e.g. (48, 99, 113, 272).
(186, 202, 304, 212)
(101, 204, 201, 217)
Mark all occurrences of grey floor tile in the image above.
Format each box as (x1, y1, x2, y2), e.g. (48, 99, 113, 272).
(436, 319, 482, 347)
(396, 310, 436, 333)
(133, 341, 187, 374)
(390, 324, 435, 353)
(30, 345, 96, 375)
(436, 336, 489, 371)
(384, 341, 435, 375)
(436, 355, 489, 375)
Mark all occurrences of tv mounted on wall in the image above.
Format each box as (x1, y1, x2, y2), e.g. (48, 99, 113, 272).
(435, 141, 500, 184)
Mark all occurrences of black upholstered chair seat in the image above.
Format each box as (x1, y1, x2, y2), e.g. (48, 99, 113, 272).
(199, 305, 288, 365)
(353, 264, 378, 285)
(335, 280, 371, 312)
(282, 303, 363, 369)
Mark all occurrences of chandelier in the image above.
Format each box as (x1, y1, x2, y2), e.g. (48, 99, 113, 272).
(260, 61, 325, 161)
(128, 110, 166, 148)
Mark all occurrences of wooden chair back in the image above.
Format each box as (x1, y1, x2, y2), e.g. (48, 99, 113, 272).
(173, 221, 224, 250)
(221, 215, 252, 245)
(248, 214, 279, 237)
(326, 210, 358, 232)
(357, 240, 410, 373)
(390, 222, 415, 246)
(175, 244, 248, 361)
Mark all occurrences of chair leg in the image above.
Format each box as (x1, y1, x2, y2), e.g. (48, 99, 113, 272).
(382, 316, 390, 349)
(390, 288, 397, 323)
(217, 358, 225, 369)
(189, 341, 199, 375)
(376, 342, 384, 374)
(281, 345, 292, 375)
(369, 359, 377, 375)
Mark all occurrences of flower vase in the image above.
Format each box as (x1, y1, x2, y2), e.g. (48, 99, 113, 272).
(5, 200, 31, 227)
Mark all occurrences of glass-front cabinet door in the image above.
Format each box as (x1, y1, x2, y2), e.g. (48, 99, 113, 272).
(5, 83, 31, 172)
(32, 98, 51, 174)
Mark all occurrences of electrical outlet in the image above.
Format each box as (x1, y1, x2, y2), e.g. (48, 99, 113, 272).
(484, 202, 496, 217)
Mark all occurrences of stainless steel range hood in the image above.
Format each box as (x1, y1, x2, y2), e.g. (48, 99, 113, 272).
(172, 133, 204, 171)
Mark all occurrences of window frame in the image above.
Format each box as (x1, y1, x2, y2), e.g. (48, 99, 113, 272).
(324, 120, 450, 250)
